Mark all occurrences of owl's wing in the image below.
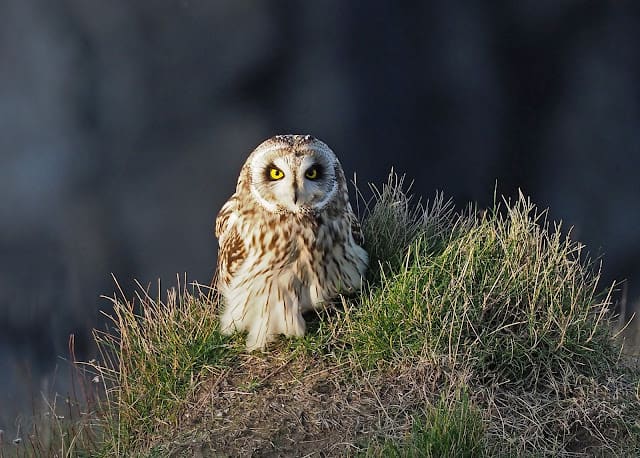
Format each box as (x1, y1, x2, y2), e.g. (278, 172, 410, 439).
(215, 196, 237, 239)
(349, 212, 365, 247)
(215, 196, 246, 285)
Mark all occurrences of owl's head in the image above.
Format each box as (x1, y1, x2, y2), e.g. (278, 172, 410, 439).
(244, 135, 343, 214)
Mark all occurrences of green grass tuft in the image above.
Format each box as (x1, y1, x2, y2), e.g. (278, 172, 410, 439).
(90, 279, 241, 454)
(368, 389, 486, 458)
(344, 190, 619, 390)
(358, 173, 456, 281)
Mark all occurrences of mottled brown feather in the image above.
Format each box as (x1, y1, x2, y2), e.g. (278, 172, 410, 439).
(215, 197, 236, 238)
(349, 212, 365, 247)
(218, 225, 246, 281)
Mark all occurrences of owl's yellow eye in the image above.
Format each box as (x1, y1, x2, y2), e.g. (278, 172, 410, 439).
(305, 167, 318, 180)
(269, 168, 284, 180)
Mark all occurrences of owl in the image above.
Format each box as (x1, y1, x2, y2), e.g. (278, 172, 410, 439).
(215, 135, 368, 350)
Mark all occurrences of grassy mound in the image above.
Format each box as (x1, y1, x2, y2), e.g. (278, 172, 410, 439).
(348, 182, 619, 382)
(8, 173, 639, 457)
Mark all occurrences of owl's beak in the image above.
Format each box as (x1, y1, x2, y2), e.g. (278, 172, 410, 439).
(293, 185, 299, 205)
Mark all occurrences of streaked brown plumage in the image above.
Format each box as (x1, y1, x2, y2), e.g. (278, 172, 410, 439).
(215, 135, 368, 350)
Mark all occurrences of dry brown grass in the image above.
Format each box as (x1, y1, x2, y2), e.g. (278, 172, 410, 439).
(142, 345, 639, 457)
(147, 352, 469, 457)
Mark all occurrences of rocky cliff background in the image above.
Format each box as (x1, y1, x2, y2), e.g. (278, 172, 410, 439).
(1, 0, 639, 428)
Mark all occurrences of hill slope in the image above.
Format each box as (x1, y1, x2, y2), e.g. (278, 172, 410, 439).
(10, 174, 640, 457)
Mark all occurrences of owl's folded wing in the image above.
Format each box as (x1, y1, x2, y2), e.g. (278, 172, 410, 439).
(215, 196, 237, 239)
(217, 225, 246, 280)
(349, 212, 365, 247)
(215, 196, 247, 284)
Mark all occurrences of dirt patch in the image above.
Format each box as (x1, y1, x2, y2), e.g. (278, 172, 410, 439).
(156, 353, 445, 457)
(148, 350, 639, 457)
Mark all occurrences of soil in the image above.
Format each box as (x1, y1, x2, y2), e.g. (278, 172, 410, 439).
(157, 353, 442, 457)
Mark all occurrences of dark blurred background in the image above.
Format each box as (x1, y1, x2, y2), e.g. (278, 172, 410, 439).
(1, 0, 639, 431)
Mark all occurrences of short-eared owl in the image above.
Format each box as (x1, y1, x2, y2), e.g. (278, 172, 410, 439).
(215, 135, 368, 350)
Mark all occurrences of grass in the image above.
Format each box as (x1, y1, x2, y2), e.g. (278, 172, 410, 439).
(346, 188, 619, 383)
(0, 336, 102, 458)
(366, 389, 486, 457)
(8, 172, 640, 457)
(91, 278, 240, 455)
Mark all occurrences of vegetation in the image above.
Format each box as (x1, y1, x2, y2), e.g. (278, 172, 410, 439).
(4, 172, 639, 457)
(92, 279, 241, 455)
(366, 389, 486, 457)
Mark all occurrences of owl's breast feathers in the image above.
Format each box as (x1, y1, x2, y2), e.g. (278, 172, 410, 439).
(216, 196, 364, 284)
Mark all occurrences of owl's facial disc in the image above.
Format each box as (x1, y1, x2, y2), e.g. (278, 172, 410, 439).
(250, 146, 338, 214)
(290, 156, 330, 211)
(266, 157, 325, 213)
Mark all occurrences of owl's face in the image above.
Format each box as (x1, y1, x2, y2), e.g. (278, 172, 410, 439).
(246, 135, 341, 214)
